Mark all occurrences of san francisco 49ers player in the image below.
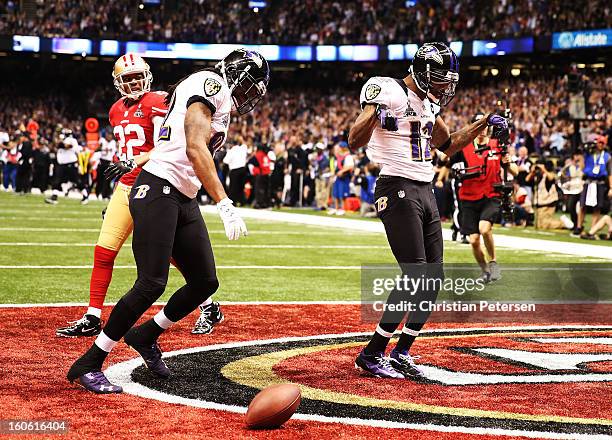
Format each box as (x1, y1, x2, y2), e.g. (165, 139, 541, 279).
(349, 42, 510, 379)
(56, 53, 224, 338)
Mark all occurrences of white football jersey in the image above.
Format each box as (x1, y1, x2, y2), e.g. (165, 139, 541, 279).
(144, 70, 231, 198)
(360, 76, 440, 182)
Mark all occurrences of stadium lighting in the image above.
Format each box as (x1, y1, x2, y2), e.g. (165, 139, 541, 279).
(491, 68, 499, 76)
(511, 68, 521, 76)
(139, 4, 144, 9)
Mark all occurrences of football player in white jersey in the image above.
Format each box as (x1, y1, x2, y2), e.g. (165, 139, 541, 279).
(67, 49, 269, 393)
(349, 42, 509, 379)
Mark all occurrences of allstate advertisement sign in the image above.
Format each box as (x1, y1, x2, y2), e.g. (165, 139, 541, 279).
(553, 29, 611, 49)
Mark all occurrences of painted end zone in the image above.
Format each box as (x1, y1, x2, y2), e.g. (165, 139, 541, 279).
(2, 304, 611, 440)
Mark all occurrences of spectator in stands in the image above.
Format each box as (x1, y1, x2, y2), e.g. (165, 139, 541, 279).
(287, 136, 308, 206)
(313, 143, 331, 211)
(356, 163, 378, 218)
(1, 135, 19, 191)
(31, 138, 51, 193)
(559, 151, 585, 235)
(96, 131, 116, 200)
(329, 141, 354, 216)
(252, 144, 272, 209)
(15, 131, 33, 194)
(223, 136, 249, 206)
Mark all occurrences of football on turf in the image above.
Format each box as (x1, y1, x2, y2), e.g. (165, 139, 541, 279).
(245, 383, 301, 429)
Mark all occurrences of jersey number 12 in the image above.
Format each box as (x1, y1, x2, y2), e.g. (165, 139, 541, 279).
(409, 121, 433, 161)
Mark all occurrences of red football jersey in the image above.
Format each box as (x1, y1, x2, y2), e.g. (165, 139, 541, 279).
(108, 91, 168, 186)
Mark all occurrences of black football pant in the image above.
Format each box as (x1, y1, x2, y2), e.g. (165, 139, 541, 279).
(374, 176, 443, 333)
(102, 170, 219, 342)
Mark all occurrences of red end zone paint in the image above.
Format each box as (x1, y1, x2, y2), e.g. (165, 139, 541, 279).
(1, 304, 610, 439)
(273, 331, 612, 420)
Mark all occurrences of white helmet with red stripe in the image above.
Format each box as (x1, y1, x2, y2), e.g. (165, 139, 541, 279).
(112, 53, 152, 100)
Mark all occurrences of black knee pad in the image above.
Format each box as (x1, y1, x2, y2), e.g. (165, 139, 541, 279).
(123, 277, 167, 315)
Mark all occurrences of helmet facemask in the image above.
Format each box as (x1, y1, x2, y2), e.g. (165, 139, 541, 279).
(222, 63, 267, 115)
(412, 64, 458, 107)
(113, 69, 152, 100)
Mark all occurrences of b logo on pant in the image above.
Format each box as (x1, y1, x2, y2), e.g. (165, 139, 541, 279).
(375, 196, 388, 212)
(133, 185, 150, 199)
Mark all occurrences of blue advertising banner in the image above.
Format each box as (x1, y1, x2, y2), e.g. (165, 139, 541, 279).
(553, 29, 612, 50)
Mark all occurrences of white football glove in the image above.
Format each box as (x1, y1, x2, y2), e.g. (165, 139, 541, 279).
(216, 198, 247, 241)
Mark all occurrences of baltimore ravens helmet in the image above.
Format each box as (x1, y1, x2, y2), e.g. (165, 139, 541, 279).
(216, 49, 269, 115)
(410, 42, 459, 106)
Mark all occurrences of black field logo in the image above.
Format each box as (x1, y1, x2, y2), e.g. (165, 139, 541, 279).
(105, 326, 612, 438)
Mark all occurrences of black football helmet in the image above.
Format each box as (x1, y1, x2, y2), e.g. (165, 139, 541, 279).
(216, 49, 270, 115)
(410, 42, 459, 106)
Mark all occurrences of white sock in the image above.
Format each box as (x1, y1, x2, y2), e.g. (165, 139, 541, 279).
(200, 297, 213, 308)
(87, 307, 102, 318)
(94, 331, 118, 353)
(154, 309, 175, 330)
(401, 327, 420, 337)
(375, 324, 394, 339)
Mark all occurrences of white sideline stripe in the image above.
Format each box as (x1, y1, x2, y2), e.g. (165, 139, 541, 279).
(0, 243, 386, 249)
(103, 326, 612, 440)
(202, 206, 612, 260)
(0, 265, 361, 269)
(0, 227, 362, 235)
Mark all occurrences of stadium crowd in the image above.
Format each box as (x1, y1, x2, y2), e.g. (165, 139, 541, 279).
(1, 0, 611, 44)
(1, 73, 610, 238)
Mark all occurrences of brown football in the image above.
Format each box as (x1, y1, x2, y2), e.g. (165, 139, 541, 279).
(245, 383, 301, 429)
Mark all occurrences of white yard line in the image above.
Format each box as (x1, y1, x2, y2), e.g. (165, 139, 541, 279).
(0, 265, 361, 269)
(202, 206, 612, 260)
(0, 242, 385, 249)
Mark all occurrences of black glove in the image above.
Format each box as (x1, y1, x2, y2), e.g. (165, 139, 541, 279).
(102, 207, 107, 220)
(104, 159, 136, 181)
(376, 104, 398, 131)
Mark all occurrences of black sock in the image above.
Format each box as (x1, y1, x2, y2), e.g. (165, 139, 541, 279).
(394, 333, 417, 354)
(68, 344, 109, 380)
(364, 332, 391, 356)
(103, 298, 143, 341)
(127, 318, 165, 345)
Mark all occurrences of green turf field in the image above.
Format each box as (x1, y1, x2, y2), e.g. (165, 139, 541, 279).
(0, 192, 609, 304)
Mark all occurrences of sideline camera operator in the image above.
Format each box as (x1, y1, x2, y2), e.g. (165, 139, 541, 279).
(449, 113, 518, 283)
(526, 159, 574, 231)
(577, 135, 611, 235)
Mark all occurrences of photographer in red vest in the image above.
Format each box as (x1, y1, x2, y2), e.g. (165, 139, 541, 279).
(451, 113, 518, 283)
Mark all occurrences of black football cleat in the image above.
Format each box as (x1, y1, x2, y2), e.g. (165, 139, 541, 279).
(124, 329, 171, 378)
(389, 350, 425, 377)
(192, 301, 224, 334)
(56, 314, 102, 338)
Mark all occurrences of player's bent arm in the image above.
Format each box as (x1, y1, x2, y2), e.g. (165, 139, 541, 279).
(432, 116, 489, 157)
(348, 105, 377, 149)
(184, 102, 227, 203)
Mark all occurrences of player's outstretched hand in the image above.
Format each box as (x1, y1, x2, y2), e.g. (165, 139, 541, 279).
(104, 159, 137, 181)
(217, 198, 248, 241)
